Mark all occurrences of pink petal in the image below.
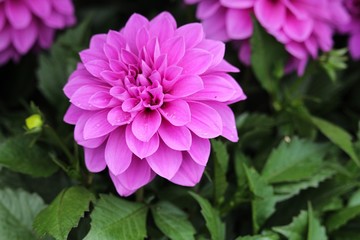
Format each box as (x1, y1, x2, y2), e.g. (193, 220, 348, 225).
(74, 113, 107, 148)
(63, 104, 84, 124)
(131, 110, 161, 142)
(51, 0, 74, 15)
(126, 125, 160, 159)
(107, 106, 132, 126)
(105, 127, 132, 175)
(159, 99, 191, 126)
(110, 156, 155, 195)
(136, 27, 150, 53)
(158, 120, 192, 151)
(90, 33, 107, 49)
(124, 13, 149, 52)
(11, 20, 37, 54)
(226, 9, 253, 39)
(205, 101, 238, 142)
(175, 23, 204, 49)
(188, 134, 210, 166)
(161, 36, 185, 65)
(349, 33, 360, 60)
(0, 26, 11, 52)
(168, 75, 204, 97)
(178, 49, 213, 75)
(64, 72, 102, 99)
(285, 41, 307, 60)
(202, 9, 229, 41)
(70, 85, 109, 110)
(195, 39, 225, 67)
(149, 12, 176, 44)
(0, 5, 5, 31)
(45, 11, 66, 28)
(254, 0, 286, 31)
(79, 48, 107, 64)
(88, 91, 114, 108)
(220, 0, 254, 8)
(283, 13, 313, 42)
(84, 144, 107, 173)
(107, 30, 126, 49)
(83, 109, 117, 139)
(5, 0, 32, 29)
(146, 141, 182, 180)
(109, 174, 136, 197)
(38, 24, 55, 48)
(197, 0, 221, 19)
(25, 0, 51, 18)
(170, 153, 205, 186)
(84, 60, 110, 78)
(186, 102, 222, 138)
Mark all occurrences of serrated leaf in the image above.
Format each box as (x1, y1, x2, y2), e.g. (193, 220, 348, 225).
(236, 232, 280, 240)
(326, 205, 360, 232)
(243, 165, 276, 233)
(189, 192, 225, 240)
(307, 205, 327, 240)
(250, 19, 287, 93)
(151, 201, 195, 240)
(262, 138, 327, 183)
(274, 168, 335, 202)
(33, 186, 95, 240)
(273, 211, 308, 240)
(0, 135, 58, 177)
(85, 194, 148, 240)
(0, 188, 46, 240)
(37, 19, 90, 111)
(211, 139, 229, 206)
(311, 116, 360, 167)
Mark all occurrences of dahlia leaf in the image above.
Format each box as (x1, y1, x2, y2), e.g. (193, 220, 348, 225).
(235, 231, 280, 240)
(243, 165, 276, 233)
(0, 188, 46, 240)
(261, 138, 327, 183)
(250, 19, 287, 94)
(0, 135, 58, 177)
(151, 201, 196, 240)
(326, 205, 360, 232)
(33, 186, 95, 240)
(311, 116, 360, 167)
(307, 204, 328, 240)
(189, 192, 225, 240)
(85, 194, 148, 240)
(211, 139, 229, 206)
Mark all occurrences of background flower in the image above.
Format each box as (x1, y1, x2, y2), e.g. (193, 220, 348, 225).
(0, 0, 76, 65)
(185, 0, 350, 75)
(343, 0, 360, 59)
(63, 11, 246, 196)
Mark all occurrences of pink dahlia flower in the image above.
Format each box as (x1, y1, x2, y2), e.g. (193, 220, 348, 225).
(63, 12, 246, 196)
(185, 0, 350, 75)
(0, 0, 76, 65)
(343, 0, 360, 59)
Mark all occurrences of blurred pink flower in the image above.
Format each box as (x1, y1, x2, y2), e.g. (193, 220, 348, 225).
(0, 0, 76, 65)
(63, 12, 246, 196)
(185, 0, 350, 75)
(343, 0, 360, 59)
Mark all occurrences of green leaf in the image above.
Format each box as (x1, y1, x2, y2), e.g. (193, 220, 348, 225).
(85, 194, 148, 240)
(307, 205, 327, 240)
(37, 19, 90, 111)
(211, 139, 229, 206)
(311, 116, 360, 167)
(0, 188, 46, 240)
(250, 19, 287, 94)
(189, 192, 225, 240)
(151, 201, 195, 240)
(326, 205, 360, 232)
(0, 135, 58, 177)
(243, 165, 276, 233)
(33, 186, 95, 240)
(262, 138, 327, 183)
(273, 211, 308, 240)
(236, 232, 280, 240)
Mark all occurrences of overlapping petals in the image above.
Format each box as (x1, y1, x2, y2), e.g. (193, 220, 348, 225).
(342, 0, 360, 59)
(0, 0, 75, 65)
(63, 12, 246, 196)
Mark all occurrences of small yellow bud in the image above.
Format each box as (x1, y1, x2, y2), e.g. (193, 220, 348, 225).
(25, 114, 43, 130)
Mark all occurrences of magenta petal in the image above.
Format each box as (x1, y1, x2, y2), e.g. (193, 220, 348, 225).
(107, 106, 132, 126)
(84, 144, 107, 173)
(220, 0, 254, 8)
(132, 110, 161, 142)
(285, 41, 307, 60)
(226, 9, 253, 39)
(83, 109, 117, 139)
(161, 36, 185, 65)
(254, 0, 286, 31)
(349, 33, 360, 60)
(283, 13, 313, 42)
(158, 121, 192, 151)
(175, 23, 204, 49)
(124, 13, 149, 52)
(0, 5, 5, 31)
(84, 60, 110, 78)
(63, 104, 84, 124)
(51, 0, 74, 15)
(196, 39, 225, 67)
(149, 12, 176, 44)
(170, 153, 205, 186)
(188, 134, 210, 166)
(178, 49, 213, 74)
(105, 127, 132, 175)
(146, 141, 182, 180)
(110, 156, 155, 194)
(109, 173, 136, 197)
(159, 99, 191, 126)
(25, 0, 51, 18)
(74, 113, 107, 148)
(11, 20, 37, 54)
(126, 125, 160, 159)
(89, 91, 113, 109)
(5, 0, 32, 29)
(70, 85, 109, 110)
(0, 26, 11, 51)
(169, 75, 204, 97)
(38, 24, 55, 48)
(197, 0, 221, 19)
(186, 102, 222, 138)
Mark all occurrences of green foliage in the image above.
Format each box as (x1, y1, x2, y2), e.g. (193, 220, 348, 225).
(33, 186, 95, 240)
(190, 192, 225, 240)
(0, 188, 46, 240)
(85, 194, 148, 240)
(151, 201, 196, 240)
(0, 135, 58, 177)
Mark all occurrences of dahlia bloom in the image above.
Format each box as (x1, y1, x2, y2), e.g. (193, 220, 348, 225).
(185, 0, 350, 75)
(0, 0, 76, 65)
(63, 12, 246, 196)
(343, 0, 360, 59)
